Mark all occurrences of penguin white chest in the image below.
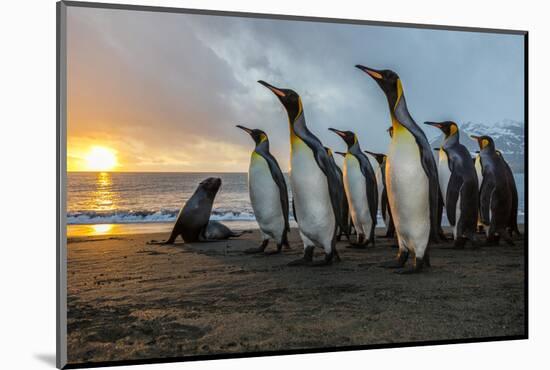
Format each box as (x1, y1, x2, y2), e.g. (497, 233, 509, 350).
(374, 165, 384, 216)
(290, 142, 335, 250)
(438, 149, 451, 205)
(474, 155, 483, 190)
(386, 129, 430, 252)
(343, 154, 372, 235)
(249, 153, 285, 242)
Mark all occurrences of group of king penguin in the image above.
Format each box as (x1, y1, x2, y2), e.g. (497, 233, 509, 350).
(235, 65, 520, 273)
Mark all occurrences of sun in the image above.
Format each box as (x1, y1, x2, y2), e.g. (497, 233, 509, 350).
(85, 146, 118, 171)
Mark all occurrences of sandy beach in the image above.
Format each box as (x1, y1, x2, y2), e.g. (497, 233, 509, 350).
(66, 226, 526, 365)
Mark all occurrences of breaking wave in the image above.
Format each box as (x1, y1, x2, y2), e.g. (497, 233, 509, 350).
(67, 209, 257, 225)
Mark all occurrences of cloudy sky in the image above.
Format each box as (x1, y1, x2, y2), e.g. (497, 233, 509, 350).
(67, 6, 525, 172)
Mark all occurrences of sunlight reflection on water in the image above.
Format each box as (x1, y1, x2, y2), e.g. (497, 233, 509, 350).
(90, 172, 118, 211)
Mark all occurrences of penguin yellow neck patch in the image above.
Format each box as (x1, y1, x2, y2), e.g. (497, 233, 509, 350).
(297, 98, 303, 119)
(290, 129, 306, 148)
(391, 116, 415, 143)
(394, 79, 403, 110)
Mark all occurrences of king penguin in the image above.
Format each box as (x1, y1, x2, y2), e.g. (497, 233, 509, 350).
(471, 135, 514, 245)
(258, 80, 345, 266)
(424, 121, 479, 247)
(325, 147, 351, 241)
(364, 150, 395, 238)
(356, 65, 439, 273)
(236, 125, 290, 254)
(497, 150, 521, 237)
(329, 128, 378, 248)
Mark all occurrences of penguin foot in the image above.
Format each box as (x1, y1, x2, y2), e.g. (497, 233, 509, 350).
(287, 246, 314, 266)
(453, 238, 467, 249)
(394, 266, 417, 274)
(311, 251, 336, 266)
(245, 240, 269, 254)
(379, 252, 408, 269)
(380, 260, 404, 269)
(264, 249, 282, 255)
(394, 258, 426, 274)
(311, 259, 333, 266)
(287, 258, 312, 266)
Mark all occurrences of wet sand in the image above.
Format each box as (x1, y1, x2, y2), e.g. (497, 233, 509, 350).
(66, 226, 526, 365)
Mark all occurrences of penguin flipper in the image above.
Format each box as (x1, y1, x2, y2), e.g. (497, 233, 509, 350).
(445, 171, 464, 226)
(421, 147, 441, 241)
(261, 151, 290, 232)
(479, 177, 495, 225)
(292, 198, 298, 224)
(312, 148, 346, 230)
(357, 153, 379, 235)
(381, 187, 388, 222)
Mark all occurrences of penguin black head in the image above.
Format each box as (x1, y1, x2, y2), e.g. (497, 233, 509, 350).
(258, 80, 302, 123)
(364, 150, 386, 165)
(236, 125, 268, 146)
(356, 65, 402, 110)
(470, 135, 495, 151)
(329, 128, 357, 149)
(424, 121, 459, 138)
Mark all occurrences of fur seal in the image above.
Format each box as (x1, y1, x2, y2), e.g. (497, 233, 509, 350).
(149, 177, 247, 244)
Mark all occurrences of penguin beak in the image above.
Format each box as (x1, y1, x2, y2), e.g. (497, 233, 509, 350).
(335, 151, 346, 157)
(257, 80, 286, 98)
(236, 125, 253, 135)
(424, 121, 443, 129)
(328, 128, 347, 138)
(355, 64, 383, 80)
(433, 147, 440, 152)
(470, 135, 483, 147)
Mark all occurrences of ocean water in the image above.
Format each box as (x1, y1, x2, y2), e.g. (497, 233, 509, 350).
(67, 172, 525, 236)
